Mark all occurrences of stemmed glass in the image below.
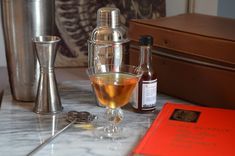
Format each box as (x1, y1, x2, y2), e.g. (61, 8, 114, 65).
(86, 64, 143, 139)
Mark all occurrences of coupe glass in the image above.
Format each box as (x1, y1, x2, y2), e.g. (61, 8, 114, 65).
(86, 64, 143, 139)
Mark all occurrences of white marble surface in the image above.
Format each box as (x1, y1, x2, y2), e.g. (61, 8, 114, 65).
(0, 80, 189, 156)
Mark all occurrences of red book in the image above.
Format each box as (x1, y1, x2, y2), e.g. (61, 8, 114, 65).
(132, 103, 235, 156)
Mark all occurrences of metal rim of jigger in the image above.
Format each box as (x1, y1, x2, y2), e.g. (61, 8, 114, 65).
(32, 35, 61, 43)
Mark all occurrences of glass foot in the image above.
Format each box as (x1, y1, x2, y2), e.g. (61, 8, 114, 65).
(93, 126, 131, 140)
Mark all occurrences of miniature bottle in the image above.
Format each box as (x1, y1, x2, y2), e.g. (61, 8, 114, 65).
(132, 35, 157, 112)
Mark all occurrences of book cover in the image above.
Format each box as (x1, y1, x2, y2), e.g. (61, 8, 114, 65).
(132, 103, 235, 156)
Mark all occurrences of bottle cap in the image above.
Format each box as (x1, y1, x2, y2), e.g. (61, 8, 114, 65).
(139, 35, 153, 46)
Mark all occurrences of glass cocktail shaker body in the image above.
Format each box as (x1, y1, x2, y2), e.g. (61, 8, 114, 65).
(88, 7, 130, 106)
(88, 7, 129, 68)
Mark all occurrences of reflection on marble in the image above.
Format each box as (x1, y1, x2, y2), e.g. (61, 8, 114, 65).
(0, 80, 190, 156)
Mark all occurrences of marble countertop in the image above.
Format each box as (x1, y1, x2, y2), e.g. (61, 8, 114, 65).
(0, 80, 189, 156)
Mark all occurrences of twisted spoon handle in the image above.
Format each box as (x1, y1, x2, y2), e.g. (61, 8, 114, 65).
(27, 119, 77, 156)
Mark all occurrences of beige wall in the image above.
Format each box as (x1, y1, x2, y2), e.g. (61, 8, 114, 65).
(166, 0, 188, 16)
(166, 0, 218, 16)
(194, 0, 218, 16)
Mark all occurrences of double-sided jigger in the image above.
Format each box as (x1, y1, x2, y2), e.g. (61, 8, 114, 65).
(32, 36, 62, 114)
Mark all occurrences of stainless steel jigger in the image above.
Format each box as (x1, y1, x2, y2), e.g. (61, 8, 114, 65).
(32, 36, 62, 114)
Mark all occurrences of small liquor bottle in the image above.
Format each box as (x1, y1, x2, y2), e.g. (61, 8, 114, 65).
(132, 35, 157, 112)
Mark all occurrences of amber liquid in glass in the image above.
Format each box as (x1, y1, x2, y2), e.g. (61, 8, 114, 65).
(91, 72, 139, 109)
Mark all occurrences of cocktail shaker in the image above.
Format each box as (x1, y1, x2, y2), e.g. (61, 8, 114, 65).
(88, 7, 130, 68)
(1, 0, 56, 101)
(88, 7, 130, 106)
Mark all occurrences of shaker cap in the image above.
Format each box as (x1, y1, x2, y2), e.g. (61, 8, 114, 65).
(97, 7, 120, 28)
(89, 7, 129, 43)
(139, 35, 153, 46)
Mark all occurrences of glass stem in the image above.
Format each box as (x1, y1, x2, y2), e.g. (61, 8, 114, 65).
(104, 107, 123, 135)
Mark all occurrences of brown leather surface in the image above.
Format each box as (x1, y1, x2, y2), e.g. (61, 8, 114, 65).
(130, 13, 235, 41)
(128, 14, 235, 66)
(128, 14, 235, 109)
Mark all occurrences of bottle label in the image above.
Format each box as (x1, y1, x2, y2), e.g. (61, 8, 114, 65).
(131, 79, 157, 110)
(142, 79, 157, 109)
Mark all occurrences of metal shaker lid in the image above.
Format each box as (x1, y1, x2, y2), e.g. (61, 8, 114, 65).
(89, 7, 129, 44)
(97, 7, 120, 28)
